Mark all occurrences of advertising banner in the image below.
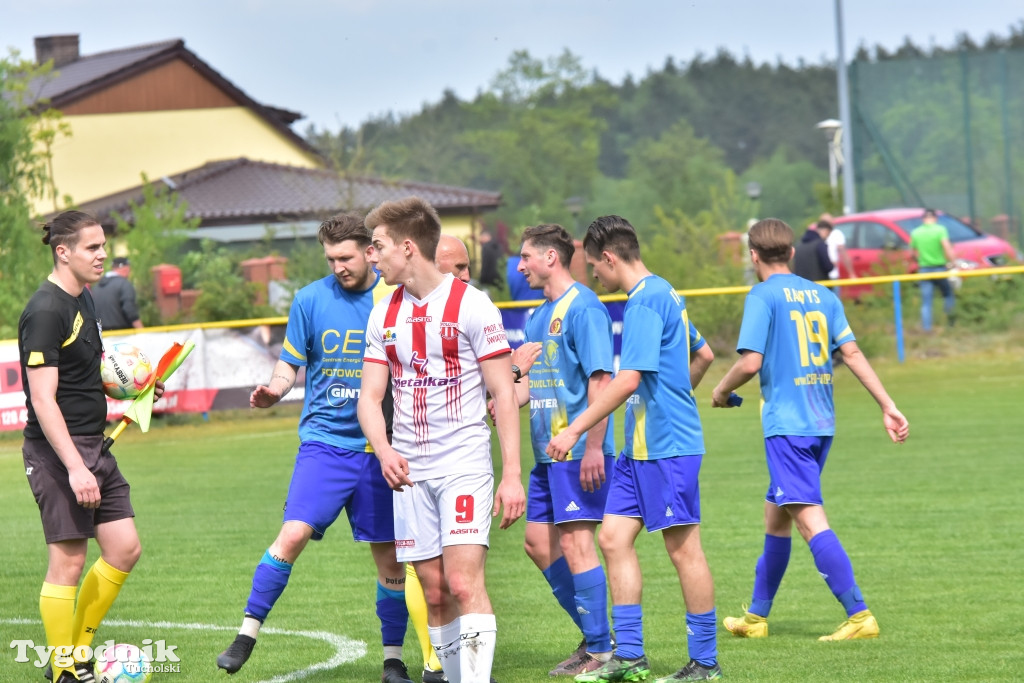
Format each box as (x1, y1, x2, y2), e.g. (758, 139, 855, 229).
(0, 303, 626, 432)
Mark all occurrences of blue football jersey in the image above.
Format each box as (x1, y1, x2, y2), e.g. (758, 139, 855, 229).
(619, 275, 707, 460)
(524, 282, 615, 464)
(281, 273, 393, 450)
(736, 273, 855, 437)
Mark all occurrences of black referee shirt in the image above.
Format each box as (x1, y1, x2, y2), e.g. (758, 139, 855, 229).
(19, 280, 107, 439)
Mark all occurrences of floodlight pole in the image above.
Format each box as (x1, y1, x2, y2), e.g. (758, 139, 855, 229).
(834, 0, 856, 214)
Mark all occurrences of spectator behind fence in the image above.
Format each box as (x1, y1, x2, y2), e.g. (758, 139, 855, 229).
(909, 208, 957, 332)
(478, 230, 503, 287)
(792, 223, 833, 282)
(819, 215, 854, 295)
(91, 257, 143, 330)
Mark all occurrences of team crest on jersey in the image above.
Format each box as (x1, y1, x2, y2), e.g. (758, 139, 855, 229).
(543, 340, 559, 367)
(411, 351, 428, 374)
(548, 317, 563, 335)
(439, 321, 460, 340)
(383, 329, 398, 344)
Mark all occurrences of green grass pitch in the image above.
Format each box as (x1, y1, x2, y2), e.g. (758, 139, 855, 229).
(1, 350, 1022, 681)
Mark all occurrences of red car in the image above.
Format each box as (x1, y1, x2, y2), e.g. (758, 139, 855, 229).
(830, 208, 1020, 298)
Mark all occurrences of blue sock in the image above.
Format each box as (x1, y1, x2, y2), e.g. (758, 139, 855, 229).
(245, 550, 292, 621)
(750, 534, 791, 617)
(376, 583, 410, 646)
(685, 609, 717, 668)
(610, 604, 644, 660)
(542, 557, 583, 630)
(573, 566, 611, 652)
(809, 529, 867, 616)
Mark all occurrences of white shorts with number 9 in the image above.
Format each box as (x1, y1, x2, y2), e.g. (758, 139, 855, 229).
(393, 471, 494, 562)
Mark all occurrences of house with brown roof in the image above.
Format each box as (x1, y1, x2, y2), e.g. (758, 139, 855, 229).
(27, 34, 501, 252)
(76, 158, 502, 250)
(28, 34, 322, 216)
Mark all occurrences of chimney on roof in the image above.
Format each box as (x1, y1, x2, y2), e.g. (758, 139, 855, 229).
(35, 35, 80, 67)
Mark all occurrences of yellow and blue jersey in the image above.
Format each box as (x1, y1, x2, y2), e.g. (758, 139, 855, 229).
(737, 273, 854, 437)
(281, 273, 393, 451)
(525, 282, 615, 464)
(619, 275, 706, 460)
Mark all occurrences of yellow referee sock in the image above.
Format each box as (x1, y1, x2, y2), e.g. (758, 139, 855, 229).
(405, 564, 443, 672)
(40, 582, 76, 678)
(72, 557, 130, 650)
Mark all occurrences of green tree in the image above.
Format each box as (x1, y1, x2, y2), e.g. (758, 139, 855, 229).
(741, 147, 823, 227)
(111, 175, 197, 325)
(280, 234, 329, 306)
(0, 50, 69, 338)
(640, 201, 747, 349)
(624, 119, 732, 227)
(179, 240, 273, 322)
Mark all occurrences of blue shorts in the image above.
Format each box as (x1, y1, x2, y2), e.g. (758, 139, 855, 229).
(763, 435, 833, 506)
(283, 441, 394, 542)
(526, 457, 614, 525)
(604, 454, 702, 532)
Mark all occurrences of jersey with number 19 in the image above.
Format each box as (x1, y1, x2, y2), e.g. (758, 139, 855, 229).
(364, 274, 510, 480)
(619, 275, 707, 460)
(736, 273, 855, 437)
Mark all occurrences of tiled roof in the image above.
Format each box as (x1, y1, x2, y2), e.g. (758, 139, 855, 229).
(75, 158, 502, 226)
(28, 40, 182, 104)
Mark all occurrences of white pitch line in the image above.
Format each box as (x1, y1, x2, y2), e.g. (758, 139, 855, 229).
(0, 617, 366, 683)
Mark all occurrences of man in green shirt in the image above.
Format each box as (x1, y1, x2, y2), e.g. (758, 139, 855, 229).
(909, 209, 957, 332)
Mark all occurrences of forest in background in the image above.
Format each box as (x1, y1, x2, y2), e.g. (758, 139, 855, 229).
(4, 24, 1023, 335)
(305, 22, 1024, 290)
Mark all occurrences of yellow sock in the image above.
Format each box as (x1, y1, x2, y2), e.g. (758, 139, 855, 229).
(40, 582, 76, 678)
(72, 557, 130, 650)
(405, 564, 442, 672)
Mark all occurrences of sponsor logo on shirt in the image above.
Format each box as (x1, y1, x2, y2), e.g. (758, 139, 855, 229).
(406, 315, 433, 323)
(383, 329, 398, 344)
(327, 382, 359, 407)
(396, 539, 416, 547)
(482, 322, 507, 345)
(393, 375, 462, 388)
(449, 528, 480, 535)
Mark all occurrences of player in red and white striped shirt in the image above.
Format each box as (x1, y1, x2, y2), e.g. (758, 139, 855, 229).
(358, 197, 524, 683)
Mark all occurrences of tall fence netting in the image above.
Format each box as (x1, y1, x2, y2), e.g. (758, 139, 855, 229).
(850, 48, 1024, 248)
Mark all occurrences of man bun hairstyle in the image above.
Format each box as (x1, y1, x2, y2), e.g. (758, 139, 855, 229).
(41, 210, 101, 263)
